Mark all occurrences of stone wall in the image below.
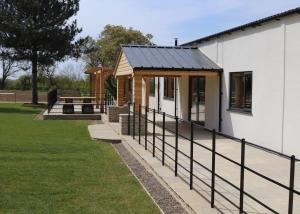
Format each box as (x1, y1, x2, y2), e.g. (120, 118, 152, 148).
(119, 114, 146, 135)
(107, 106, 128, 122)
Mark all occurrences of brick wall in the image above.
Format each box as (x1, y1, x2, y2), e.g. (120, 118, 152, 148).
(107, 106, 129, 122)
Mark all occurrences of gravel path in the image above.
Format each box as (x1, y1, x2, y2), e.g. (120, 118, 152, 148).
(113, 143, 188, 214)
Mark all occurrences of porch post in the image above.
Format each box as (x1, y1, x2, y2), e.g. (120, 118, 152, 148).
(144, 77, 150, 108)
(133, 75, 142, 111)
(124, 77, 129, 103)
(117, 77, 125, 106)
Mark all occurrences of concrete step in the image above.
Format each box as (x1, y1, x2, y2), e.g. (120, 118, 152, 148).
(88, 123, 122, 143)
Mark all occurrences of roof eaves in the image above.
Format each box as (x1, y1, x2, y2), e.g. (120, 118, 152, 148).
(133, 67, 222, 72)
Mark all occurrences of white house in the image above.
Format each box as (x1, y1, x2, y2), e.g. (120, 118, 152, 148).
(114, 7, 300, 158)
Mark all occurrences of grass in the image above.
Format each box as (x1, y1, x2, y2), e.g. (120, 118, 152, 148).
(0, 104, 160, 214)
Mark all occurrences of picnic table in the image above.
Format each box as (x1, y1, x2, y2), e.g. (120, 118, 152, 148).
(58, 96, 96, 114)
(59, 96, 96, 101)
(58, 96, 97, 104)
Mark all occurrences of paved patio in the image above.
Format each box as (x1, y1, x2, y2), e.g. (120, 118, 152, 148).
(119, 110, 300, 213)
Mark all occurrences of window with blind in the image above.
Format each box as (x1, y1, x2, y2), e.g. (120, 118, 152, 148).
(149, 77, 155, 96)
(164, 77, 174, 100)
(229, 72, 252, 113)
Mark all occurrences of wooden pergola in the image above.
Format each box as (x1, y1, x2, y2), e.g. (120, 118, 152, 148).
(85, 67, 114, 111)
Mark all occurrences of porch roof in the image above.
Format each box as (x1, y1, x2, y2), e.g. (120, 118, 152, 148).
(114, 45, 222, 77)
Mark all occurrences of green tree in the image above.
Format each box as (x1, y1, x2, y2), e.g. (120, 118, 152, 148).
(86, 25, 153, 68)
(0, 0, 84, 104)
(84, 25, 153, 96)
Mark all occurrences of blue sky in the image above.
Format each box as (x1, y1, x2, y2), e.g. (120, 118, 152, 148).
(76, 0, 300, 45)
(58, 0, 300, 74)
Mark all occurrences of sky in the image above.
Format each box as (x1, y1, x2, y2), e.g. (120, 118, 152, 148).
(76, 0, 300, 45)
(61, 0, 300, 74)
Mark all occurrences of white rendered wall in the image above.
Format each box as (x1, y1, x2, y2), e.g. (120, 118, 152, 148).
(282, 16, 300, 157)
(198, 15, 300, 157)
(205, 75, 220, 130)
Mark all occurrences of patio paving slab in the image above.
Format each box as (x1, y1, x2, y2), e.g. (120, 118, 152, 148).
(88, 123, 121, 142)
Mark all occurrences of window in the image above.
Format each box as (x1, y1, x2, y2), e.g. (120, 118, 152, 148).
(149, 78, 155, 96)
(229, 72, 252, 112)
(164, 77, 174, 99)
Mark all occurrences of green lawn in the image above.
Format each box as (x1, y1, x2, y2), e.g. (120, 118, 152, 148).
(0, 104, 160, 214)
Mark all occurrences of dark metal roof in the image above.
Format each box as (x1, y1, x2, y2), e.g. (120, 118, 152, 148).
(183, 7, 300, 46)
(121, 45, 221, 71)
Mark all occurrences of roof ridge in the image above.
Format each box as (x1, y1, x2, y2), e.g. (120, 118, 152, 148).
(182, 7, 300, 46)
(121, 44, 196, 49)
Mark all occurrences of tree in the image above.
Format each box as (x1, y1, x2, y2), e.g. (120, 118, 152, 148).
(85, 25, 153, 68)
(38, 64, 57, 88)
(84, 25, 153, 95)
(0, 0, 84, 104)
(0, 50, 20, 89)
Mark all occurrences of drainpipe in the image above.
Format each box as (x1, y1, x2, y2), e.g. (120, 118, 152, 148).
(175, 78, 177, 117)
(218, 71, 223, 132)
(174, 38, 178, 117)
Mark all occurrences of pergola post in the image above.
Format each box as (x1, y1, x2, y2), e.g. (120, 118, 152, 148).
(99, 73, 105, 112)
(95, 72, 100, 108)
(117, 76, 125, 106)
(90, 73, 96, 96)
(133, 75, 142, 111)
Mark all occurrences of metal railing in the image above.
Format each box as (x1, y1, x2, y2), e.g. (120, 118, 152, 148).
(127, 103, 299, 214)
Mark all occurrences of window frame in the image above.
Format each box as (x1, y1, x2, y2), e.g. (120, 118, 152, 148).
(149, 77, 155, 97)
(229, 71, 253, 114)
(163, 77, 175, 100)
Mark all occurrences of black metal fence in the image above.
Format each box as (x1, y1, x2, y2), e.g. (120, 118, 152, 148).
(128, 103, 299, 214)
(47, 88, 57, 113)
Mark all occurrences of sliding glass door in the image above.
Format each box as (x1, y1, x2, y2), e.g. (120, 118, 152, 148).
(189, 77, 206, 124)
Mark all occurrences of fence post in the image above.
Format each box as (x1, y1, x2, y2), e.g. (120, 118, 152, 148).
(239, 138, 246, 214)
(211, 129, 216, 208)
(133, 103, 135, 139)
(190, 122, 194, 190)
(153, 109, 156, 157)
(139, 104, 141, 145)
(288, 155, 295, 214)
(175, 116, 179, 177)
(128, 103, 131, 135)
(145, 106, 148, 150)
(162, 112, 166, 166)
